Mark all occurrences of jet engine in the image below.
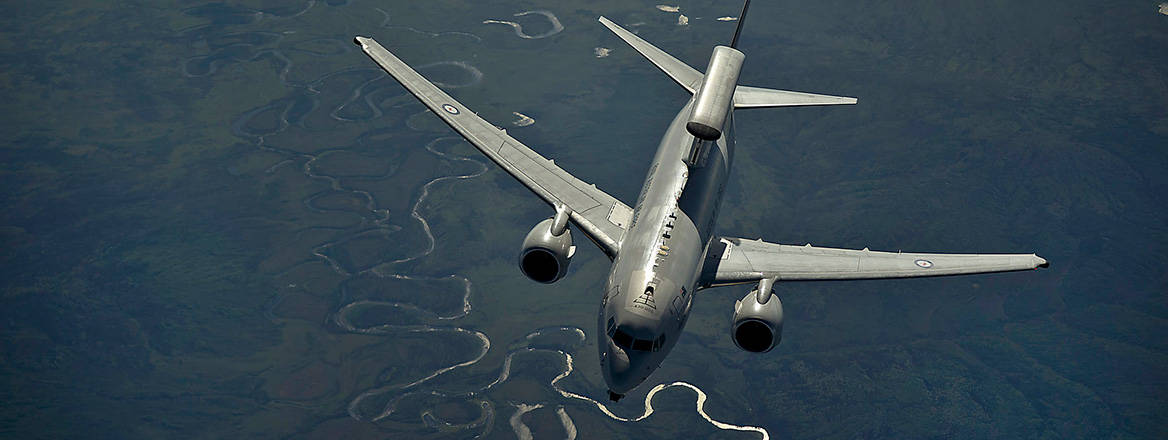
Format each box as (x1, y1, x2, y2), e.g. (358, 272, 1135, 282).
(686, 46, 745, 141)
(518, 206, 575, 284)
(731, 278, 784, 353)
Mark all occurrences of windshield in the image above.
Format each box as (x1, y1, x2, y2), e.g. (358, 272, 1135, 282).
(610, 324, 663, 352)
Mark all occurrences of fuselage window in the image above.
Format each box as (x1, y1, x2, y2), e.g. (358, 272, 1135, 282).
(630, 164, 658, 228)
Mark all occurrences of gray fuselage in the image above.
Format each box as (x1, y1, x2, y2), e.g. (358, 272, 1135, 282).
(599, 100, 735, 394)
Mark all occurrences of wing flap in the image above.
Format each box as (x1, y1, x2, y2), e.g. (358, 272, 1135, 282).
(355, 36, 629, 256)
(702, 237, 1047, 286)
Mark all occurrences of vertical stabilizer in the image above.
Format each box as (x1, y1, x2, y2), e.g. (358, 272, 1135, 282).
(729, 0, 752, 48)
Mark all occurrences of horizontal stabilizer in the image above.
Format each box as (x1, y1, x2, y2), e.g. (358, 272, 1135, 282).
(733, 85, 857, 108)
(599, 16, 702, 94)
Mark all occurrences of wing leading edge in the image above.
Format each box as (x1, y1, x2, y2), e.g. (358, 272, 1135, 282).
(354, 36, 631, 257)
(701, 237, 1048, 287)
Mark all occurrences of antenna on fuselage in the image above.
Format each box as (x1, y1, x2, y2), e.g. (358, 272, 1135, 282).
(729, 0, 751, 49)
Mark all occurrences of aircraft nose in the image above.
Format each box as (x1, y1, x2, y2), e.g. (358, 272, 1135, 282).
(607, 340, 631, 374)
(604, 339, 640, 394)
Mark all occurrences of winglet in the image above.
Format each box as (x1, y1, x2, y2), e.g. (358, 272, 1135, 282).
(598, 16, 702, 94)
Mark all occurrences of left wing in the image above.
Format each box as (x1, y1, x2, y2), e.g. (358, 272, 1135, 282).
(700, 237, 1048, 287)
(355, 36, 632, 257)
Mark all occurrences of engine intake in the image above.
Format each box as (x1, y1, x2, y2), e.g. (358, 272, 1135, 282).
(731, 278, 784, 353)
(518, 215, 575, 284)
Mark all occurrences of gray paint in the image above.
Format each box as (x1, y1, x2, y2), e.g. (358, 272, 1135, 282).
(354, 15, 1047, 399)
(687, 46, 744, 140)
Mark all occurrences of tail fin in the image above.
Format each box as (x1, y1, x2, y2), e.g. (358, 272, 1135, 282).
(729, 0, 751, 48)
(599, 16, 702, 94)
(724, 0, 856, 107)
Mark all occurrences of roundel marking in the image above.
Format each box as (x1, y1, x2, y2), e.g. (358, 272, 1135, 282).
(442, 104, 460, 115)
(914, 259, 934, 268)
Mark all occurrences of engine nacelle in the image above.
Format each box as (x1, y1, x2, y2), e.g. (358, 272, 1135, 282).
(518, 217, 575, 283)
(686, 46, 745, 141)
(731, 279, 784, 353)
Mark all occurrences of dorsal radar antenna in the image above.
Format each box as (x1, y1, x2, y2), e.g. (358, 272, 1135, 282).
(685, 0, 750, 142)
(729, 0, 752, 48)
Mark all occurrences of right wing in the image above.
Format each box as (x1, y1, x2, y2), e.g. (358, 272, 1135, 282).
(355, 36, 632, 257)
(701, 237, 1048, 287)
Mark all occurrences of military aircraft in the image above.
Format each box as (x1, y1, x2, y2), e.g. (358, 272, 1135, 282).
(354, 1, 1047, 402)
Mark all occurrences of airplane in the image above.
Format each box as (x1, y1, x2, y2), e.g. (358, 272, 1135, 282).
(353, 0, 1047, 402)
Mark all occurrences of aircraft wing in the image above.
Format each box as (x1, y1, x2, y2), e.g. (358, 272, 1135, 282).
(355, 36, 632, 257)
(700, 236, 1048, 287)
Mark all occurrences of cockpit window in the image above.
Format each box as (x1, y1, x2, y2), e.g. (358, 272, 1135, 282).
(612, 328, 633, 350)
(632, 338, 653, 352)
(652, 334, 666, 351)
(610, 324, 664, 352)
